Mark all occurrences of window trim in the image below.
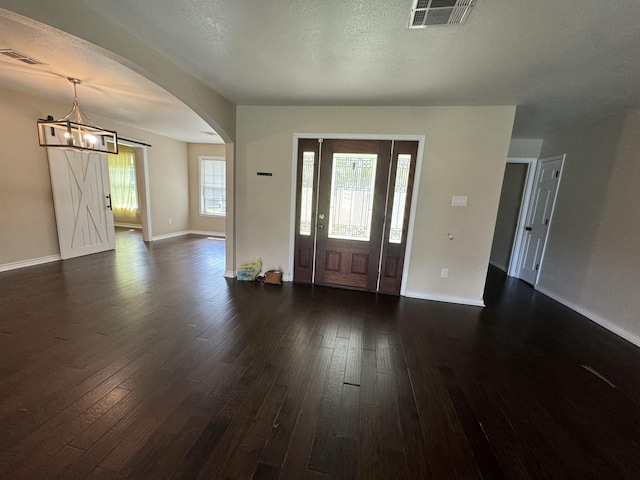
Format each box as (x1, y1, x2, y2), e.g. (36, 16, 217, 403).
(199, 155, 226, 218)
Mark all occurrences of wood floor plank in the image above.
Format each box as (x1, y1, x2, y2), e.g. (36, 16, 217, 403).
(222, 384, 288, 479)
(258, 337, 326, 469)
(278, 346, 334, 479)
(358, 402, 384, 480)
(307, 341, 360, 477)
(359, 349, 378, 406)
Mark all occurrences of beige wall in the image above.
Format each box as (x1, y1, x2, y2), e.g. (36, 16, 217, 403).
(224, 143, 235, 275)
(490, 163, 527, 271)
(0, 86, 59, 264)
(0, 85, 190, 264)
(538, 109, 640, 341)
(236, 106, 516, 302)
(187, 143, 226, 235)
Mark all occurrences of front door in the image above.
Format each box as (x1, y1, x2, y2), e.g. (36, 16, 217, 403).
(315, 139, 391, 290)
(293, 138, 418, 294)
(48, 148, 116, 259)
(518, 155, 564, 285)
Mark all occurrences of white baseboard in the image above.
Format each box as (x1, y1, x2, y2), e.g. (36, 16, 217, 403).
(282, 274, 293, 282)
(190, 230, 225, 239)
(0, 254, 62, 273)
(151, 230, 191, 241)
(115, 223, 142, 229)
(403, 290, 485, 307)
(151, 230, 226, 241)
(535, 285, 640, 348)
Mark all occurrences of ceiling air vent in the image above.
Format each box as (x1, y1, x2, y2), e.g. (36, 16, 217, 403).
(0, 49, 46, 65)
(409, 0, 476, 29)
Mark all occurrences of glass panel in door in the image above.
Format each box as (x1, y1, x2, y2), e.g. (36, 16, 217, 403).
(328, 153, 378, 241)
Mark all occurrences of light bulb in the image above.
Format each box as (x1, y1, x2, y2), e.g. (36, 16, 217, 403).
(84, 133, 97, 144)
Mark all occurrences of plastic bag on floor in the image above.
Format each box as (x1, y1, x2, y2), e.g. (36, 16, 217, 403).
(237, 257, 262, 281)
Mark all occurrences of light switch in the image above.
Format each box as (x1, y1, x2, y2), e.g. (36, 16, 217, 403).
(452, 195, 467, 206)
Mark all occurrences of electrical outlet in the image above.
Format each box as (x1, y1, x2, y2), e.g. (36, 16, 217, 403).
(441, 268, 448, 278)
(168, 218, 172, 225)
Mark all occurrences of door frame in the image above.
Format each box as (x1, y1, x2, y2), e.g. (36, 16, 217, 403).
(508, 154, 565, 284)
(505, 156, 538, 277)
(289, 133, 425, 296)
(116, 138, 153, 242)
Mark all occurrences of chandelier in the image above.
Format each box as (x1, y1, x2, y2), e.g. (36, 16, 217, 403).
(37, 77, 118, 154)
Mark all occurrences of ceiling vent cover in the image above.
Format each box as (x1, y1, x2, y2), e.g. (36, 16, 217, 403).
(0, 49, 45, 65)
(409, 0, 475, 28)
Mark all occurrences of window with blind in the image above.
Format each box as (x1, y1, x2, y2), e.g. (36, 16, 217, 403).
(200, 156, 226, 217)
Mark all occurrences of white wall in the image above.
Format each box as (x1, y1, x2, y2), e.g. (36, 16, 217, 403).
(236, 106, 516, 303)
(0, 85, 190, 265)
(538, 109, 640, 343)
(508, 138, 543, 158)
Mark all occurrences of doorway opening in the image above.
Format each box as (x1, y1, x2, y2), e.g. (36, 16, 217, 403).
(292, 137, 421, 295)
(108, 145, 142, 229)
(114, 139, 152, 243)
(490, 154, 565, 286)
(490, 161, 530, 272)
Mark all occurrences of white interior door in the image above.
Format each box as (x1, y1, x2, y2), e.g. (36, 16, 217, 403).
(48, 148, 115, 259)
(518, 155, 564, 285)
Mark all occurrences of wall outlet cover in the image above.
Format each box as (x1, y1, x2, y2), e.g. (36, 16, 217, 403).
(452, 195, 468, 206)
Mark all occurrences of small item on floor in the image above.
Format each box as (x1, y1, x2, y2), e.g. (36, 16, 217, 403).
(237, 257, 262, 281)
(264, 269, 283, 285)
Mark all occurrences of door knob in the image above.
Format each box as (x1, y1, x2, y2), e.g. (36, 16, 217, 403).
(318, 224, 324, 229)
(525, 226, 532, 231)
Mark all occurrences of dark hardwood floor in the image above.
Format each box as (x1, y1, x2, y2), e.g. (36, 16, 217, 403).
(1, 229, 639, 479)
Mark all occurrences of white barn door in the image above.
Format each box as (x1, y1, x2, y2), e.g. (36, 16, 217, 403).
(48, 148, 115, 259)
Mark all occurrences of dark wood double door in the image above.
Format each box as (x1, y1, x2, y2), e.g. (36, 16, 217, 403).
(294, 138, 418, 295)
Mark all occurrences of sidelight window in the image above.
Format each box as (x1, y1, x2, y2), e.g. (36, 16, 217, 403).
(389, 154, 412, 244)
(299, 151, 315, 235)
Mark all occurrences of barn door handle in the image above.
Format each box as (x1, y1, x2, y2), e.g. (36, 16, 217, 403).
(106, 194, 112, 211)
(525, 226, 532, 231)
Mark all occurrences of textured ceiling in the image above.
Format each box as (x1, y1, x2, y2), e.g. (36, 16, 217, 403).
(0, 13, 223, 144)
(3, 0, 640, 139)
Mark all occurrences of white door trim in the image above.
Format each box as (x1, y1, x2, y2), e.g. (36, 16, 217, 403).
(289, 133, 426, 295)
